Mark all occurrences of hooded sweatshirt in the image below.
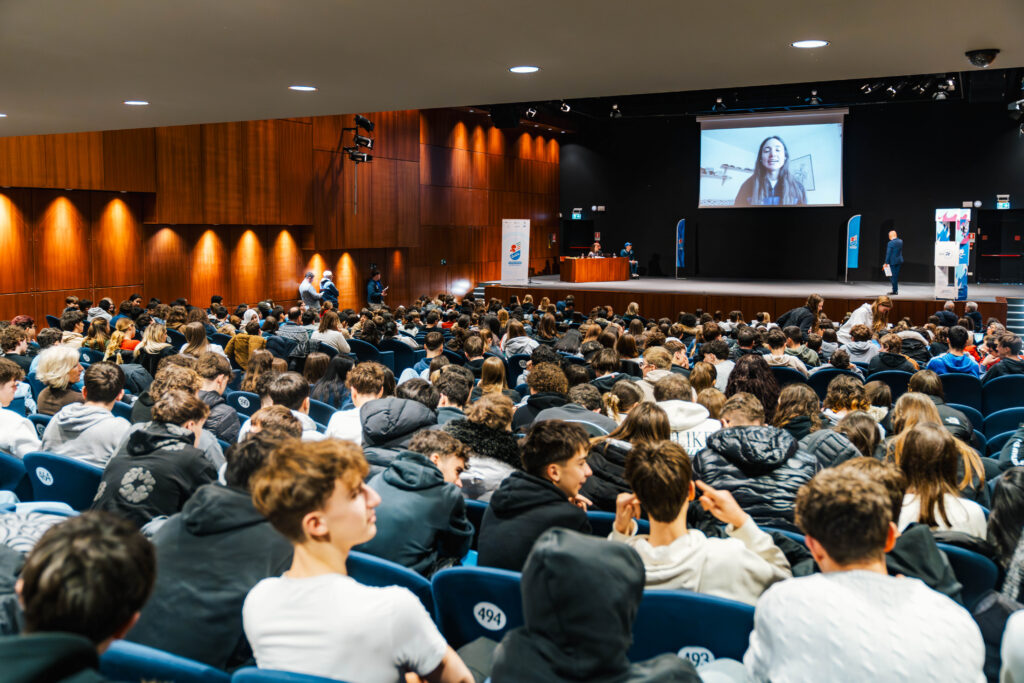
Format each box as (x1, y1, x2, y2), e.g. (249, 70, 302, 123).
(610, 517, 791, 606)
(85, 306, 111, 323)
(868, 351, 917, 374)
(926, 352, 981, 377)
(692, 426, 818, 531)
(478, 471, 591, 572)
(0, 407, 41, 458)
(983, 356, 1024, 383)
(658, 400, 721, 453)
(357, 451, 473, 576)
(842, 340, 880, 364)
(91, 421, 218, 528)
(127, 484, 292, 669)
(0, 632, 106, 683)
(361, 397, 437, 449)
(533, 402, 619, 436)
(41, 404, 131, 467)
(511, 392, 569, 431)
(490, 528, 699, 683)
(580, 439, 634, 513)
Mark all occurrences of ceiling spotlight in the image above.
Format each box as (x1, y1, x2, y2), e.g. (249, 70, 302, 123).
(911, 78, 935, 96)
(945, 77, 957, 92)
(348, 151, 372, 163)
(0, 113, 6, 118)
(509, 65, 540, 74)
(885, 80, 906, 98)
(354, 134, 374, 149)
(560, 102, 571, 113)
(965, 49, 999, 68)
(123, 100, 149, 106)
(609, 103, 622, 119)
(712, 97, 727, 112)
(354, 114, 375, 132)
(288, 85, 317, 92)
(933, 90, 948, 101)
(806, 89, 822, 105)
(791, 39, 829, 48)
(525, 107, 537, 119)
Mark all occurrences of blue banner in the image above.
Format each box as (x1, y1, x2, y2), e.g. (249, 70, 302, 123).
(846, 215, 861, 269)
(676, 219, 685, 270)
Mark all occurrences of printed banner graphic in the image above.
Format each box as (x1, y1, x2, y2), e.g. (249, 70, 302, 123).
(500, 219, 531, 285)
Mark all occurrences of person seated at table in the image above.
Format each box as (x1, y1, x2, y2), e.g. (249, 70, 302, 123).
(587, 241, 603, 258)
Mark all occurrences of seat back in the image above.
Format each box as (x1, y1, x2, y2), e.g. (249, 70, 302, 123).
(586, 510, 650, 537)
(45, 314, 61, 329)
(619, 360, 642, 378)
(347, 338, 381, 362)
(864, 370, 913, 401)
(940, 373, 983, 412)
(26, 372, 45, 401)
(629, 590, 756, 664)
(762, 526, 806, 545)
(0, 451, 32, 500)
(112, 401, 133, 421)
(166, 328, 187, 349)
(79, 347, 105, 364)
(769, 366, 805, 387)
(936, 543, 999, 610)
(211, 332, 232, 347)
(983, 375, 1024, 415)
(379, 338, 421, 374)
(346, 550, 433, 615)
(807, 369, 857, 400)
(465, 498, 487, 550)
(316, 342, 338, 359)
(5, 397, 26, 417)
(307, 398, 336, 427)
(506, 354, 531, 383)
(23, 452, 102, 511)
(986, 429, 1017, 456)
(28, 413, 51, 440)
(982, 407, 1024, 439)
(947, 403, 984, 432)
(232, 667, 341, 683)
(442, 348, 465, 366)
(431, 566, 524, 648)
(100, 640, 231, 683)
(226, 391, 261, 417)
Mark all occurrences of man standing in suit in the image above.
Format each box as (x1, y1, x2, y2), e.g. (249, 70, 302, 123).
(884, 230, 904, 295)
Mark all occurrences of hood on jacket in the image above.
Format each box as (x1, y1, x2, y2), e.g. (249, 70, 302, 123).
(86, 306, 109, 319)
(199, 389, 227, 410)
(0, 632, 103, 683)
(995, 358, 1024, 374)
(444, 419, 522, 469)
(844, 341, 876, 355)
(938, 353, 978, 372)
(181, 483, 269, 536)
(49, 403, 120, 440)
(489, 471, 569, 518)
(800, 428, 862, 468)
(526, 392, 569, 412)
(496, 527, 692, 683)
(126, 421, 197, 456)
(361, 397, 437, 448)
(706, 426, 798, 476)
(658, 400, 716, 431)
(876, 352, 913, 369)
(381, 450, 445, 491)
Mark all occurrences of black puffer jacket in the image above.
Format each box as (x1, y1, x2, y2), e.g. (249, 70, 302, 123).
(580, 439, 632, 513)
(360, 397, 437, 450)
(692, 426, 817, 532)
(897, 332, 931, 368)
(443, 419, 521, 469)
(799, 428, 862, 468)
(868, 351, 918, 375)
(198, 390, 240, 443)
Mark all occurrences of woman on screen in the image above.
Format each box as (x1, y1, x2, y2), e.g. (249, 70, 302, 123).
(734, 136, 807, 206)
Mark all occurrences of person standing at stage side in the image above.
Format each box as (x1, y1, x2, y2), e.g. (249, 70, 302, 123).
(319, 271, 339, 308)
(299, 271, 321, 313)
(587, 241, 603, 258)
(733, 136, 807, 207)
(620, 242, 639, 279)
(367, 270, 387, 307)
(884, 230, 904, 295)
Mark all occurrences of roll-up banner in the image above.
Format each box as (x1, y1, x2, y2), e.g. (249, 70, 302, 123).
(500, 219, 531, 285)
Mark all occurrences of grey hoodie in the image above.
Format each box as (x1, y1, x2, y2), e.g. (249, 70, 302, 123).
(842, 340, 879, 363)
(41, 403, 131, 467)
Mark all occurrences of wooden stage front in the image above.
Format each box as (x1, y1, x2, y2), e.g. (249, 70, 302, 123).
(485, 276, 1011, 325)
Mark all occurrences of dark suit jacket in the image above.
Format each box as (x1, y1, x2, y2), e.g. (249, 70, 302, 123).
(885, 238, 904, 266)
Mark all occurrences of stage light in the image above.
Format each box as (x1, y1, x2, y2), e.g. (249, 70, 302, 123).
(609, 104, 622, 118)
(123, 100, 149, 106)
(0, 113, 6, 118)
(354, 134, 374, 149)
(348, 151, 372, 163)
(355, 114, 375, 132)
(560, 102, 571, 113)
(525, 107, 537, 118)
(911, 78, 935, 96)
(712, 97, 727, 112)
(885, 81, 906, 98)
(806, 89, 821, 105)
(509, 66, 540, 74)
(288, 85, 317, 92)
(791, 39, 829, 49)
(933, 90, 948, 101)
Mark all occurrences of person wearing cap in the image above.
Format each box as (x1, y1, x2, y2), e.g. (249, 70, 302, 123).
(620, 242, 639, 279)
(319, 271, 339, 308)
(367, 270, 387, 307)
(299, 272, 321, 313)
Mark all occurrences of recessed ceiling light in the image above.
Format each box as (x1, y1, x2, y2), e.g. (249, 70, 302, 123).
(288, 85, 317, 92)
(0, 113, 7, 118)
(123, 100, 149, 106)
(509, 65, 540, 74)
(791, 40, 829, 48)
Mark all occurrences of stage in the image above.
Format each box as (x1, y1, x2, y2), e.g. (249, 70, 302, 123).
(484, 276, 1015, 325)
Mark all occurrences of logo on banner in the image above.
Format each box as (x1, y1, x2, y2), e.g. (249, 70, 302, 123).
(508, 242, 522, 262)
(849, 235, 857, 247)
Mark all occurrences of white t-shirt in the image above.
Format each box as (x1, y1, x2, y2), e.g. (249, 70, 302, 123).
(744, 570, 984, 682)
(324, 408, 362, 445)
(243, 573, 447, 683)
(898, 492, 988, 538)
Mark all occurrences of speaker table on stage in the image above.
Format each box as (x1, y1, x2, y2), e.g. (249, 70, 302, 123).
(560, 257, 630, 283)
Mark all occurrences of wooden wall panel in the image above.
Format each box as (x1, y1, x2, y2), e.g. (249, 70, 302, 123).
(0, 293, 36, 323)
(155, 126, 203, 224)
(188, 227, 229, 306)
(229, 227, 266, 305)
(312, 115, 345, 153)
(340, 156, 373, 248)
(266, 228, 305, 303)
(102, 128, 157, 192)
(243, 121, 280, 224)
(50, 133, 103, 190)
(278, 120, 313, 225)
(202, 122, 244, 225)
(143, 225, 190, 305)
(313, 150, 343, 250)
(0, 136, 51, 187)
(0, 189, 34, 295)
(34, 190, 90, 291)
(36, 289, 91, 321)
(91, 193, 143, 287)
(395, 160, 419, 247)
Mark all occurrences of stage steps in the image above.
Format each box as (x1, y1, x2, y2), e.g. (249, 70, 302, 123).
(472, 283, 494, 299)
(1007, 298, 1024, 335)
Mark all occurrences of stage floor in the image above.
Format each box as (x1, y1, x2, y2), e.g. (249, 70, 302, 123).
(504, 275, 1020, 303)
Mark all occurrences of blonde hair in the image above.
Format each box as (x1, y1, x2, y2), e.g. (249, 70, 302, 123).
(36, 346, 80, 390)
(135, 322, 171, 358)
(103, 318, 136, 364)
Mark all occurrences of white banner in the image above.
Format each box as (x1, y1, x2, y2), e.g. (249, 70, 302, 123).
(500, 219, 531, 285)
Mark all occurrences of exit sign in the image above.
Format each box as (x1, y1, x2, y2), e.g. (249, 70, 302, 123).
(571, 211, 582, 220)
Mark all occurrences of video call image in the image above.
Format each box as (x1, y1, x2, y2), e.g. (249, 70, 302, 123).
(698, 121, 844, 208)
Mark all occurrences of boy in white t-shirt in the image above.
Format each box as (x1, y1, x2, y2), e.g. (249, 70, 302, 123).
(242, 438, 473, 683)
